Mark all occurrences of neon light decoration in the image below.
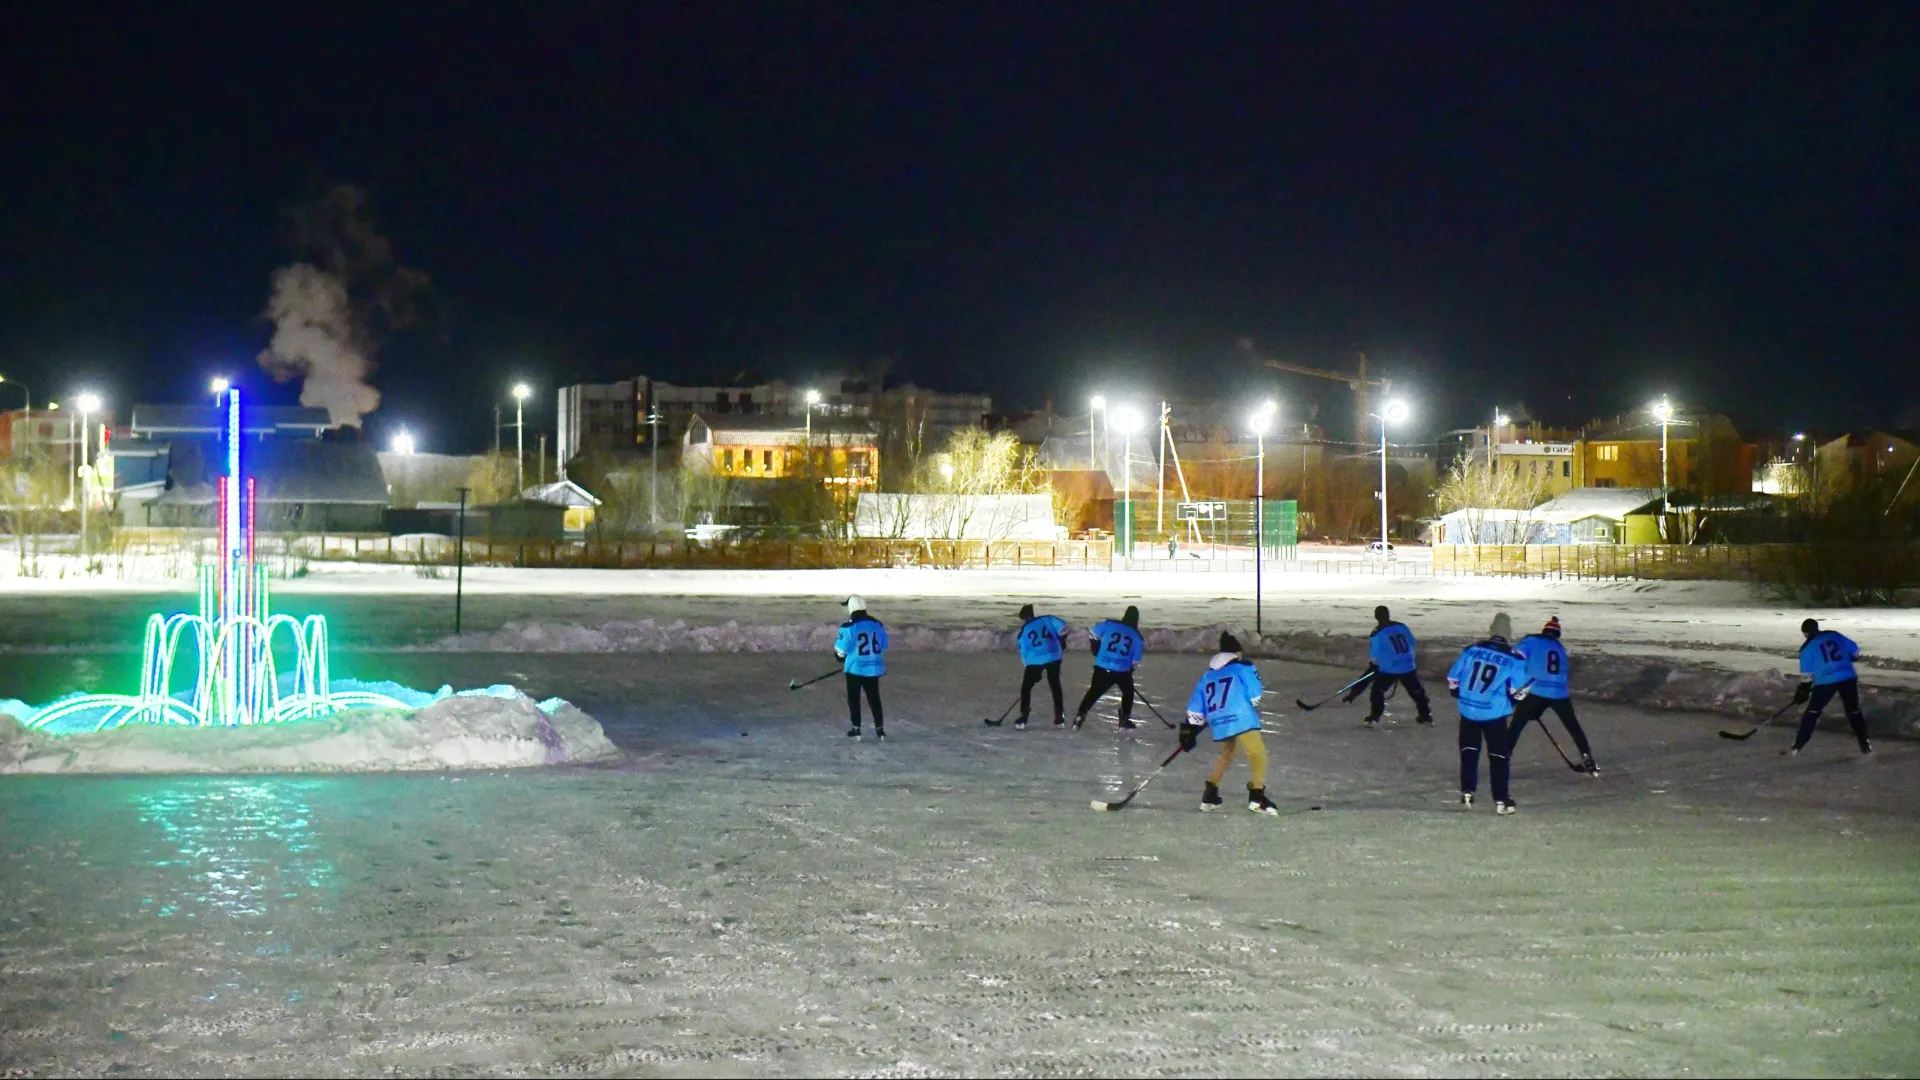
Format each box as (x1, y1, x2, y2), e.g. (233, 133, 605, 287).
(23, 388, 411, 731)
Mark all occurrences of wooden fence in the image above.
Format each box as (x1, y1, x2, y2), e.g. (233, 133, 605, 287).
(106, 529, 1117, 571)
(1433, 544, 1770, 580)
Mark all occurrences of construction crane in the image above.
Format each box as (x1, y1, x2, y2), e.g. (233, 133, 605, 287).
(1238, 339, 1392, 444)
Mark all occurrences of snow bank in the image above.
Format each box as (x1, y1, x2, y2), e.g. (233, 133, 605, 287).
(0, 689, 618, 775)
(411, 618, 1920, 737)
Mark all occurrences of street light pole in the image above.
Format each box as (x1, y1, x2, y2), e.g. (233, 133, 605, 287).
(1089, 395, 1105, 473)
(76, 393, 101, 571)
(1490, 409, 1508, 478)
(1250, 401, 1274, 636)
(1374, 401, 1409, 555)
(1652, 397, 1674, 516)
(512, 383, 531, 494)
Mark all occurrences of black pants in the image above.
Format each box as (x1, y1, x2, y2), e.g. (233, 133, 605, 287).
(1367, 670, 1433, 721)
(1077, 667, 1136, 723)
(846, 673, 883, 729)
(1509, 695, 1594, 758)
(1796, 678, 1869, 751)
(1459, 715, 1512, 803)
(1020, 660, 1064, 719)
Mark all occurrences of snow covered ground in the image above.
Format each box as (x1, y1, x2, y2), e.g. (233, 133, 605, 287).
(2, 651, 1915, 1077)
(0, 690, 617, 775)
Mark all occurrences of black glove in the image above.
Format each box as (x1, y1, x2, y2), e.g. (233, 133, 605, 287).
(1792, 680, 1812, 705)
(1178, 723, 1201, 753)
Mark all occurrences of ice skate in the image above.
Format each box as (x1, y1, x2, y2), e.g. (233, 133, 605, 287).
(875, 727, 886, 742)
(1460, 792, 1474, 808)
(1013, 717, 1028, 730)
(846, 725, 861, 739)
(1200, 782, 1223, 812)
(1247, 786, 1278, 817)
(1582, 753, 1600, 776)
(1496, 800, 1517, 816)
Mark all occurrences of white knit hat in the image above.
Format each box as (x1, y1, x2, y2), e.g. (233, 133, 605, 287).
(1489, 612, 1513, 640)
(846, 595, 867, 615)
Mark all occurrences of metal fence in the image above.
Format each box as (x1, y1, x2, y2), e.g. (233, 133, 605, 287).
(1432, 544, 1769, 580)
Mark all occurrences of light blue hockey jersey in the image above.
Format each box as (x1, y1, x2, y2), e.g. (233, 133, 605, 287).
(1514, 633, 1570, 699)
(1186, 653, 1264, 740)
(1090, 620, 1144, 672)
(1017, 615, 1068, 665)
(1799, 630, 1859, 686)
(1447, 639, 1528, 722)
(1368, 621, 1418, 675)
(835, 614, 889, 676)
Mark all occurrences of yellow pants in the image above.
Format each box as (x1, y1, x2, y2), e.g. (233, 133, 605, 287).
(1206, 730, 1268, 790)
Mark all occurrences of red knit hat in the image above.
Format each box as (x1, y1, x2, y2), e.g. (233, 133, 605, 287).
(1543, 616, 1562, 635)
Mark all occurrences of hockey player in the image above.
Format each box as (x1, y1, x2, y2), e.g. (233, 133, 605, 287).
(1074, 605, 1145, 730)
(1787, 618, 1872, 756)
(1446, 613, 1529, 815)
(1345, 605, 1435, 725)
(1510, 616, 1600, 775)
(1182, 631, 1278, 815)
(834, 595, 889, 741)
(992, 602, 1067, 729)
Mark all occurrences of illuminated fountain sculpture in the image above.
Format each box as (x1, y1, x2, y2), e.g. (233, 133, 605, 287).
(25, 388, 411, 731)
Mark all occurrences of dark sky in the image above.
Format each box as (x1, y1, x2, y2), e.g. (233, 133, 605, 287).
(3, 3, 1916, 452)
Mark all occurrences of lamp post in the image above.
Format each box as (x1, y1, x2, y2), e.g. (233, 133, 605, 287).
(75, 392, 101, 570)
(391, 431, 415, 455)
(512, 383, 531, 493)
(1490, 409, 1509, 478)
(210, 377, 231, 405)
(1089, 394, 1105, 472)
(1249, 400, 1277, 635)
(1110, 407, 1143, 567)
(1374, 401, 1410, 556)
(1651, 397, 1674, 515)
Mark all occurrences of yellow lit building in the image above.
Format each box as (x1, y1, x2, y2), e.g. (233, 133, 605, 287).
(683, 415, 878, 487)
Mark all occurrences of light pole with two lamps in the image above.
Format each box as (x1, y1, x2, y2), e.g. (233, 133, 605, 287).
(1374, 401, 1410, 556)
(1109, 406, 1143, 567)
(1249, 400, 1277, 635)
(1651, 397, 1675, 515)
(1089, 394, 1105, 472)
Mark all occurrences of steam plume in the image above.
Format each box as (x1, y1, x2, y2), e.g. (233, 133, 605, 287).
(257, 264, 379, 426)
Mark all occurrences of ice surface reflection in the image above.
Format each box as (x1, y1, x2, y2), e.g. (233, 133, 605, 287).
(129, 779, 337, 919)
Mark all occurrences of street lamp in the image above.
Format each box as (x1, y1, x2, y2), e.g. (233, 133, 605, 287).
(391, 431, 416, 455)
(1089, 394, 1106, 472)
(75, 392, 101, 570)
(804, 388, 822, 446)
(1374, 400, 1410, 556)
(1490, 410, 1510, 478)
(1249, 400, 1278, 635)
(1651, 397, 1674, 515)
(1110, 406, 1143, 566)
(512, 383, 531, 493)
(210, 377, 231, 404)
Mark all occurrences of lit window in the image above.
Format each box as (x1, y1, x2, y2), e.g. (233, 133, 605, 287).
(1596, 445, 1619, 462)
(722, 449, 734, 471)
(764, 449, 773, 471)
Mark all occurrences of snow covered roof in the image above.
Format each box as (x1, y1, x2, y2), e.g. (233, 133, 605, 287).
(1532, 488, 1664, 519)
(155, 439, 390, 505)
(520, 480, 602, 507)
(129, 404, 335, 436)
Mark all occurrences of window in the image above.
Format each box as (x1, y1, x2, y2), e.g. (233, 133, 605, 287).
(1595, 478, 1616, 488)
(1595, 525, 1611, 538)
(763, 449, 773, 471)
(1562, 460, 1571, 478)
(1596, 444, 1619, 462)
(722, 448, 734, 471)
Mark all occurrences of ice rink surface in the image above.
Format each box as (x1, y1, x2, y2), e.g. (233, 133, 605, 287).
(3, 651, 1916, 1078)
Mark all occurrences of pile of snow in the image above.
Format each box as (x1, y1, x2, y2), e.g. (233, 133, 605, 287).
(0, 688, 617, 775)
(414, 618, 1259, 657)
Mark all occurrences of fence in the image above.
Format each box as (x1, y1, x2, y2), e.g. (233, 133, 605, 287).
(1432, 544, 1769, 580)
(105, 528, 1117, 571)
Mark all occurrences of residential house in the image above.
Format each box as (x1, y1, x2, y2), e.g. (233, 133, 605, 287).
(1814, 430, 1920, 491)
(520, 479, 603, 533)
(682, 414, 878, 487)
(1574, 412, 1752, 496)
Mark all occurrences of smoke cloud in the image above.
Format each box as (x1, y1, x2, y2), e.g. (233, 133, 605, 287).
(257, 264, 380, 427)
(255, 184, 435, 428)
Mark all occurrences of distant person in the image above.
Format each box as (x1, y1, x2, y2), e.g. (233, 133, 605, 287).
(1074, 605, 1144, 730)
(1787, 619, 1872, 757)
(1446, 613, 1529, 815)
(1510, 616, 1600, 774)
(834, 595, 888, 741)
(1345, 605, 1435, 725)
(1183, 631, 1277, 816)
(991, 602, 1067, 730)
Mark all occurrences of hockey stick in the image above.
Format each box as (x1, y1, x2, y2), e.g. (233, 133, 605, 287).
(1296, 671, 1373, 712)
(788, 668, 841, 691)
(1132, 688, 1180, 730)
(981, 694, 1021, 726)
(1719, 699, 1799, 741)
(1091, 745, 1185, 812)
(1533, 719, 1587, 773)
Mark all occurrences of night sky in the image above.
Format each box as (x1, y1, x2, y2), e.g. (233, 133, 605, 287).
(3, 3, 1916, 451)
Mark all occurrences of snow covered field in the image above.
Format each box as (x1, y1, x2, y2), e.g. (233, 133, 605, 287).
(2, 651, 1916, 1077)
